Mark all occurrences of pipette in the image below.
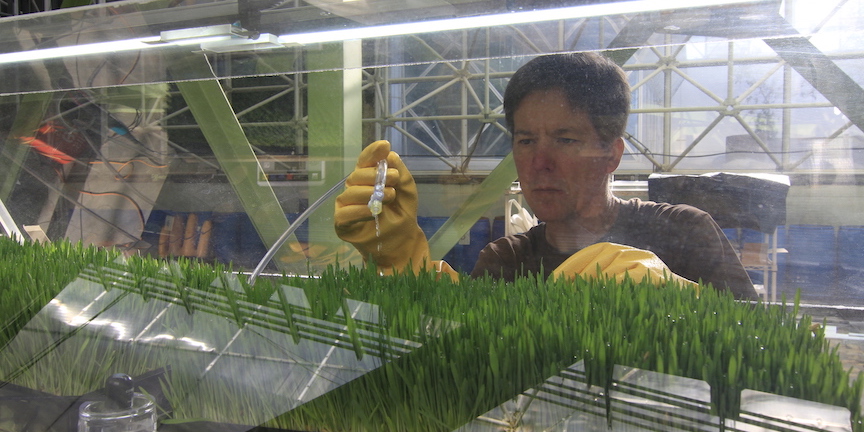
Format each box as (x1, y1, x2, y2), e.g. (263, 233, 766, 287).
(367, 159, 387, 216)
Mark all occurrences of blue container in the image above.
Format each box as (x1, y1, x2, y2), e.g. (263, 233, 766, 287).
(418, 217, 491, 273)
(838, 225, 864, 272)
(739, 228, 766, 245)
(836, 268, 864, 302)
(418, 216, 455, 270)
(211, 212, 242, 266)
(836, 226, 864, 301)
(722, 228, 739, 248)
(492, 216, 506, 242)
(285, 212, 309, 244)
(455, 218, 491, 274)
(782, 225, 837, 302)
(142, 210, 169, 252)
(784, 225, 836, 268)
(237, 213, 268, 269)
(417, 216, 447, 240)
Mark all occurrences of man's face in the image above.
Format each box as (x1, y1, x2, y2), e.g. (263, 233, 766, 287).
(511, 89, 623, 224)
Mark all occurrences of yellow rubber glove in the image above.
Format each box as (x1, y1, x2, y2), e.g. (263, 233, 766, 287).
(335, 140, 438, 275)
(551, 242, 699, 292)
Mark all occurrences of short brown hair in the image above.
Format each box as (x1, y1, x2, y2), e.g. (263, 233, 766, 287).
(503, 52, 631, 145)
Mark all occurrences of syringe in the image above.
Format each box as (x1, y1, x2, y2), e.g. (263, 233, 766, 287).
(367, 159, 387, 216)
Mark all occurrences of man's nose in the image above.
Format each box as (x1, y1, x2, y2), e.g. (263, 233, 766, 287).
(530, 139, 556, 171)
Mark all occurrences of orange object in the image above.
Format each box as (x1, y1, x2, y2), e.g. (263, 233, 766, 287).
(19, 136, 76, 164)
(18, 122, 86, 165)
(182, 213, 198, 256)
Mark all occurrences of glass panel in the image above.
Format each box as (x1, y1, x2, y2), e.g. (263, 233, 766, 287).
(2, 0, 864, 428)
(0, 260, 427, 427)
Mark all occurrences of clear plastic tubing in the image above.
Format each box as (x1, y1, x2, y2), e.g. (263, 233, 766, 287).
(248, 173, 349, 285)
(367, 159, 387, 216)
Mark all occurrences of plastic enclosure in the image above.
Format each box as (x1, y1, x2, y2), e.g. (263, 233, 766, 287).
(2, 0, 864, 430)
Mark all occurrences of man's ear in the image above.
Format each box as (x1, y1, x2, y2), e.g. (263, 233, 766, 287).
(605, 137, 625, 173)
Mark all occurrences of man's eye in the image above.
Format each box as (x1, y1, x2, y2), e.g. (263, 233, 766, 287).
(517, 139, 533, 146)
(558, 138, 578, 145)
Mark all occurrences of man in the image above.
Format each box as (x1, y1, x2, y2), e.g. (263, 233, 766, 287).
(471, 52, 757, 300)
(335, 52, 758, 300)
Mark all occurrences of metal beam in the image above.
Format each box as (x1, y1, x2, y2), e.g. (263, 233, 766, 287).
(306, 40, 363, 259)
(764, 35, 864, 139)
(604, 13, 657, 65)
(172, 56, 297, 269)
(428, 153, 517, 260)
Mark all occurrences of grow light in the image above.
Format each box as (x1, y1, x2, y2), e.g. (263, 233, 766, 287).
(278, 0, 765, 46)
(0, 0, 768, 64)
(160, 24, 284, 53)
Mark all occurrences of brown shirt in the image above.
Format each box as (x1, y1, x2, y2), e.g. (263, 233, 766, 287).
(470, 198, 758, 300)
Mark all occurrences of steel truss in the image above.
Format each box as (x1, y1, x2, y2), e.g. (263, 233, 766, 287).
(159, 0, 864, 179)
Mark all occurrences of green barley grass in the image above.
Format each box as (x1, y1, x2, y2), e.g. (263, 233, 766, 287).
(0, 237, 861, 431)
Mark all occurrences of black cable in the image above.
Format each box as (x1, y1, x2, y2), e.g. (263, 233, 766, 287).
(78, 189, 146, 233)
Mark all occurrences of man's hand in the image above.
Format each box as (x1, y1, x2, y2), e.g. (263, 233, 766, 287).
(335, 140, 431, 274)
(551, 242, 699, 292)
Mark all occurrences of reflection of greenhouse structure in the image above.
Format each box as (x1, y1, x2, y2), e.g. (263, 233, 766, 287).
(69, 1, 861, 180)
(362, 9, 864, 177)
(148, 1, 864, 176)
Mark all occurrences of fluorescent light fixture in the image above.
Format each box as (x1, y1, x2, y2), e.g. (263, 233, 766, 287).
(201, 33, 283, 53)
(0, 36, 163, 64)
(0, 0, 762, 65)
(162, 24, 283, 53)
(0, 24, 258, 64)
(160, 24, 245, 42)
(278, 0, 763, 45)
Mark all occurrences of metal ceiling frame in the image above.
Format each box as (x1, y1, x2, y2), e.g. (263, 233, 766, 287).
(150, 1, 864, 177)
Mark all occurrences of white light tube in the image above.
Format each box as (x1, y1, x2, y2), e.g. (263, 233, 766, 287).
(0, 0, 761, 65)
(278, 0, 762, 45)
(0, 37, 163, 64)
(0, 34, 241, 65)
